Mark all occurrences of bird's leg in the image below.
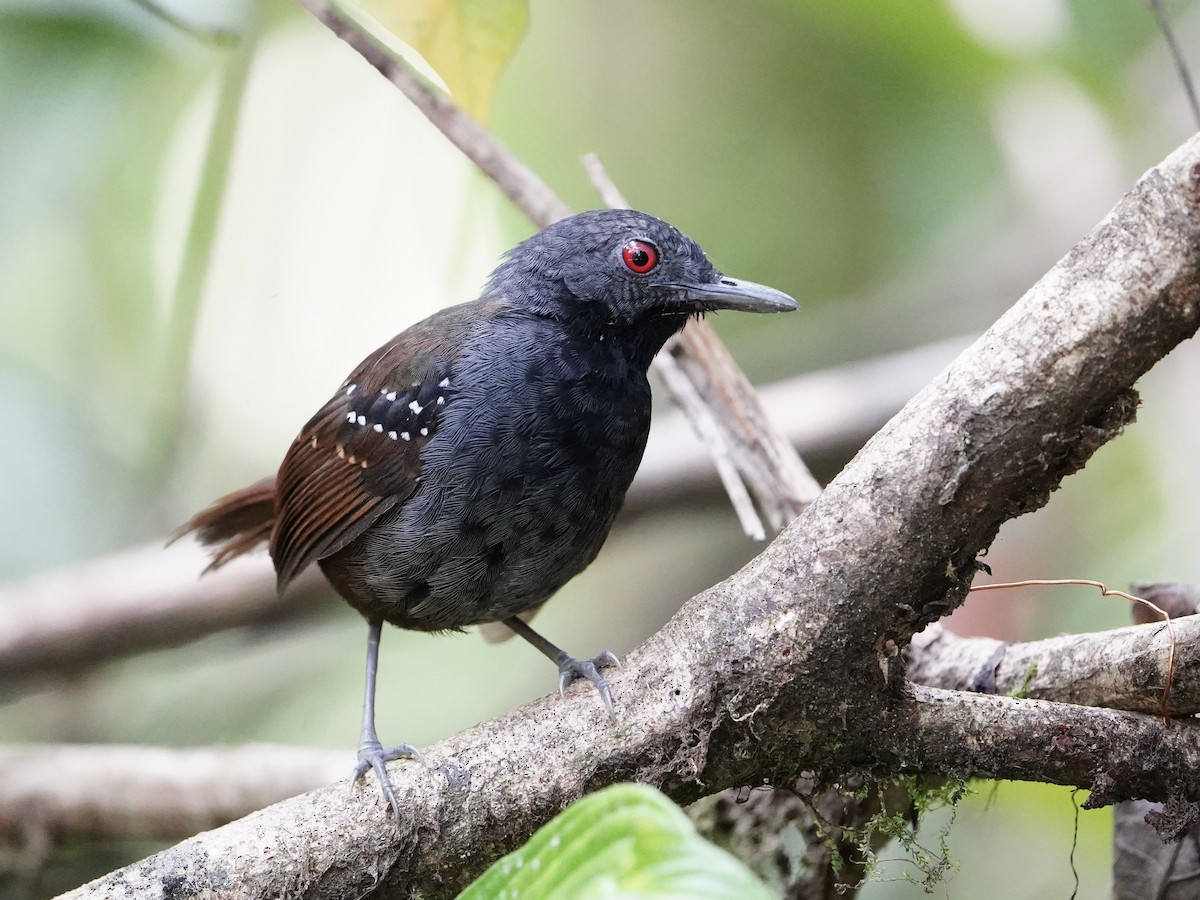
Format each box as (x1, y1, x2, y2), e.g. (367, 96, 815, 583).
(502, 616, 620, 717)
(351, 617, 420, 817)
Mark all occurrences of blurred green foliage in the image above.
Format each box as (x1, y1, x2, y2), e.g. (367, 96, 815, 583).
(2, 0, 1199, 896)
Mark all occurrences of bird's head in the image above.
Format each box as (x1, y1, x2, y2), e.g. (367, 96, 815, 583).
(485, 210, 796, 349)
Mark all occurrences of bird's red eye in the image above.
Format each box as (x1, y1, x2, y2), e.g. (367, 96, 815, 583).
(621, 239, 659, 274)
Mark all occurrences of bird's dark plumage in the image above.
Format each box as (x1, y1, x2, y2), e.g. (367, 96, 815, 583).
(182, 209, 796, 814)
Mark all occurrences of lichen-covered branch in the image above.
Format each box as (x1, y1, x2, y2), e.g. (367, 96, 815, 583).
(908, 618, 1200, 715)
(885, 686, 1200, 808)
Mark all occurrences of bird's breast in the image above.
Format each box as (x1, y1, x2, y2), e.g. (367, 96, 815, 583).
(327, 322, 655, 629)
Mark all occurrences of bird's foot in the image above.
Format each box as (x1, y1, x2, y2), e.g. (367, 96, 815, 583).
(352, 738, 422, 818)
(556, 650, 621, 718)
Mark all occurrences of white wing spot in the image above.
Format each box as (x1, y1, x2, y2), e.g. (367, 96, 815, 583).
(356, 415, 366, 426)
(436, 396, 445, 405)
(419, 427, 429, 436)
(386, 391, 397, 401)
(372, 423, 383, 433)
(438, 377, 451, 388)
(345, 384, 357, 395)
(401, 431, 411, 441)
(409, 400, 423, 414)
(346, 412, 356, 423)
(388, 431, 398, 440)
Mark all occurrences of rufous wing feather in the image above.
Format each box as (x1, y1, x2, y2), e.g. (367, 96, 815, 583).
(269, 317, 465, 590)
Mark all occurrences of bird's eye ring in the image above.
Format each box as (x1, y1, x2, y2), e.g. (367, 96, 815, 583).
(621, 239, 659, 274)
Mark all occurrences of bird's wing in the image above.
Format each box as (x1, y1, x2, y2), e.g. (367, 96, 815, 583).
(270, 308, 476, 589)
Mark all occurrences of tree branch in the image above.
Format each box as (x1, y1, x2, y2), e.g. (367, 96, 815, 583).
(0, 542, 329, 684)
(293, 0, 571, 227)
(887, 685, 1200, 808)
(0, 744, 344, 840)
(908, 618, 1200, 715)
(633, 335, 968, 506)
(7, 610, 1194, 842)
(58, 135, 1200, 899)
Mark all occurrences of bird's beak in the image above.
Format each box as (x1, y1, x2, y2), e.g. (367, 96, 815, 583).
(661, 276, 798, 313)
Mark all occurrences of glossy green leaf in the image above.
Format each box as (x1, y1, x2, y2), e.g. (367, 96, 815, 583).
(461, 783, 775, 899)
(351, 0, 528, 122)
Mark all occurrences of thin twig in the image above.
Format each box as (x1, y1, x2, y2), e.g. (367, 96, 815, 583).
(1147, 0, 1200, 131)
(581, 151, 630, 209)
(654, 351, 767, 539)
(968, 579, 1178, 718)
(151, 12, 259, 483)
(294, 0, 570, 228)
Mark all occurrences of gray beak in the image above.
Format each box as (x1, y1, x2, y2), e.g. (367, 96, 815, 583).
(663, 276, 798, 313)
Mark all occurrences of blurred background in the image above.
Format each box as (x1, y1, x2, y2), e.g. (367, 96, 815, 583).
(2, 0, 1199, 895)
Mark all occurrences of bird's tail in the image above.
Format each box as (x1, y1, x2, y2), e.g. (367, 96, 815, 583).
(174, 476, 277, 573)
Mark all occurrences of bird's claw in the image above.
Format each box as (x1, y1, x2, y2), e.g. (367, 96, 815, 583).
(352, 739, 422, 818)
(557, 650, 621, 718)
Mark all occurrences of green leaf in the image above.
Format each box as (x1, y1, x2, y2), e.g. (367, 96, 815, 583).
(461, 783, 776, 900)
(351, 0, 528, 122)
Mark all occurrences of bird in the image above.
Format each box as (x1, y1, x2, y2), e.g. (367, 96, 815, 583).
(181, 208, 797, 815)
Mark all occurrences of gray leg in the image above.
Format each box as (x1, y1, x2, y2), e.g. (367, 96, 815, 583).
(502, 616, 620, 717)
(351, 618, 420, 816)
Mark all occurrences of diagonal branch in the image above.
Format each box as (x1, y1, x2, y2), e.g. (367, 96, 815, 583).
(57, 689, 1200, 900)
(60, 132, 1200, 899)
(293, 0, 570, 226)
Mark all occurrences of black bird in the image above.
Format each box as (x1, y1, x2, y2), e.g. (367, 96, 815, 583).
(182, 209, 797, 814)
